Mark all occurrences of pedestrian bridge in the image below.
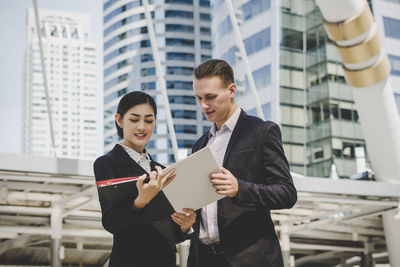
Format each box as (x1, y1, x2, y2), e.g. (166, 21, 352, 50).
(0, 153, 399, 266)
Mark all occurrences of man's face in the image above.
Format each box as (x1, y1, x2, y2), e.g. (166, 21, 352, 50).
(193, 76, 237, 129)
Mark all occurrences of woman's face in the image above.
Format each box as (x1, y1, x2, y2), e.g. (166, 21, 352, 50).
(115, 103, 156, 153)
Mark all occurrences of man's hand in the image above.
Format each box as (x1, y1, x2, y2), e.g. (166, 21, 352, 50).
(171, 208, 196, 233)
(210, 167, 238, 197)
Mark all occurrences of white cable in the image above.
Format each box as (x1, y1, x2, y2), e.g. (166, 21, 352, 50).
(33, 0, 57, 157)
(142, 0, 179, 161)
(225, 0, 264, 120)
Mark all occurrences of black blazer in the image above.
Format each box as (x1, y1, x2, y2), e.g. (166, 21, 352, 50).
(187, 110, 297, 267)
(93, 144, 185, 267)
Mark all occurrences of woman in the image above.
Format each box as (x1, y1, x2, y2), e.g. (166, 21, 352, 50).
(94, 91, 195, 267)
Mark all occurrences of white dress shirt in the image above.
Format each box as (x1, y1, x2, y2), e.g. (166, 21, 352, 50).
(119, 143, 152, 174)
(199, 107, 241, 245)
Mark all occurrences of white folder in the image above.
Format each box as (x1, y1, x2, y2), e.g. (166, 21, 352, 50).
(162, 146, 223, 212)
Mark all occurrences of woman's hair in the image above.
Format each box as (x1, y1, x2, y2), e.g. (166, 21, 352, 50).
(115, 91, 157, 138)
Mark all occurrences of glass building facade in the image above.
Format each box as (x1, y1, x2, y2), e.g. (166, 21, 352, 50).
(103, 0, 212, 163)
(305, 2, 367, 177)
(212, 0, 309, 175)
(212, 0, 400, 178)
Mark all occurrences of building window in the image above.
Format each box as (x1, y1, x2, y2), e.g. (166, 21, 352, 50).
(217, 17, 232, 40)
(383, 17, 400, 39)
(395, 93, 400, 114)
(200, 27, 211, 35)
(166, 38, 194, 47)
(200, 13, 211, 21)
(165, 0, 193, 4)
(201, 41, 212, 50)
(242, 0, 271, 21)
(167, 52, 194, 61)
(247, 103, 271, 120)
(174, 125, 196, 134)
(104, 74, 128, 90)
(168, 95, 196, 105)
(244, 27, 271, 56)
(166, 66, 193, 75)
(245, 65, 271, 90)
(131, 53, 154, 63)
(281, 28, 303, 50)
(166, 81, 193, 90)
(200, 0, 210, 6)
(178, 139, 195, 149)
(165, 10, 193, 19)
(171, 110, 196, 119)
(141, 82, 156, 90)
(388, 54, 400, 76)
(201, 54, 212, 61)
(104, 40, 151, 62)
(104, 27, 148, 49)
(222, 46, 236, 66)
(104, 13, 150, 36)
(104, 59, 129, 77)
(165, 24, 194, 33)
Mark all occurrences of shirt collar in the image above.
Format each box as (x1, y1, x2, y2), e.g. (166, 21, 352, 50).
(119, 143, 150, 162)
(209, 107, 241, 137)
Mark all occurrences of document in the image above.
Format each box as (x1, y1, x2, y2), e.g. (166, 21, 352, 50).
(162, 146, 223, 212)
(96, 146, 222, 217)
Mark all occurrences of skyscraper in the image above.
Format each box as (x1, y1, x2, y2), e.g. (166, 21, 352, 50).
(212, 0, 308, 175)
(103, 0, 212, 163)
(212, 0, 400, 178)
(24, 8, 98, 159)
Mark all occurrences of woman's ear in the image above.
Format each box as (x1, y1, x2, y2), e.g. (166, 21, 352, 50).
(115, 113, 123, 128)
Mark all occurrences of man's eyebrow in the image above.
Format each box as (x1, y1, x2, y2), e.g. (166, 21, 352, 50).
(195, 94, 215, 98)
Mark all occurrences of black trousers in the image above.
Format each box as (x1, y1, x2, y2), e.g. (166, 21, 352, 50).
(109, 251, 176, 267)
(198, 242, 230, 267)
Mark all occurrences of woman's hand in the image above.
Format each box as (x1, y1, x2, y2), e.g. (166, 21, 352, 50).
(134, 166, 175, 210)
(171, 208, 196, 233)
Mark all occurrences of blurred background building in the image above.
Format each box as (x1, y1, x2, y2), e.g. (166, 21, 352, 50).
(0, 0, 400, 266)
(24, 8, 98, 159)
(102, 0, 213, 163)
(211, 0, 400, 178)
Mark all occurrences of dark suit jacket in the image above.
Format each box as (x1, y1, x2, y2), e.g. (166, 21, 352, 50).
(187, 110, 297, 267)
(93, 144, 185, 267)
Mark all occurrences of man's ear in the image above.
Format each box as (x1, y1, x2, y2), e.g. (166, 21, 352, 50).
(228, 83, 237, 97)
(115, 113, 123, 128)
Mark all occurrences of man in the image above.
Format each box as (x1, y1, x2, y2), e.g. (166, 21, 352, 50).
(187, 59, 297, 267)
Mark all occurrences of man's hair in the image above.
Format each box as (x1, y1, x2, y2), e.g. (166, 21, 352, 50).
(193, 59, 234, 86)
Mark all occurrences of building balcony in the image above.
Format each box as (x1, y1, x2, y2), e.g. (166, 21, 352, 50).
(308, 81, 354, 104)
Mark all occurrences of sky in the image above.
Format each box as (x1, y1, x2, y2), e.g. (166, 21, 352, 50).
(0, 0, 103, 155)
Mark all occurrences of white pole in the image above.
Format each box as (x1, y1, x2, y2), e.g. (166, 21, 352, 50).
(224, 0, 264, 120)
(142, 0, 179, 161)
(50, 202, 62, 267)
(315, 0, 400, 265)
(32, 0, 57, 157)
